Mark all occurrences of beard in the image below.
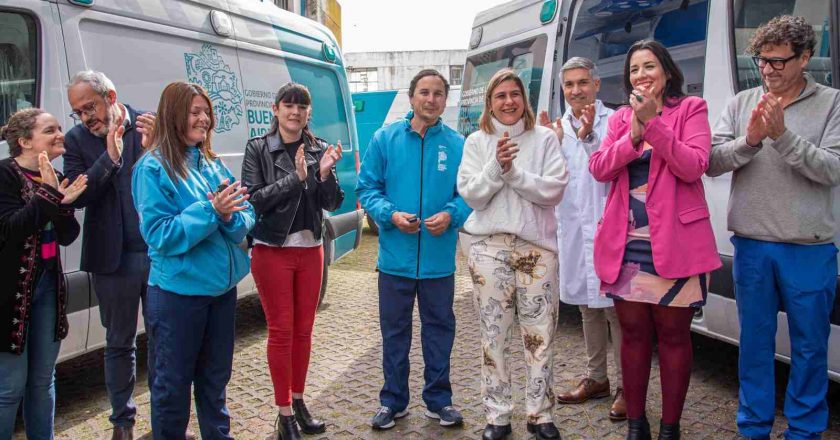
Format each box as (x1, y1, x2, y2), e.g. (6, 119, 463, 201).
(87, 104, 121, 138)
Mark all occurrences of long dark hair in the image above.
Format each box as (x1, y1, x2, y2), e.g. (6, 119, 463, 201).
(148, 82, 218, 180)
(623, 39, 685, 106)
(269, 82, 316, 145)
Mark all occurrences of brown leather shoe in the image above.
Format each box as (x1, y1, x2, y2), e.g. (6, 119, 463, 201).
(111, 426, 133, 440)
(557, 378, 610, 404)
(609, 387, 627, 421)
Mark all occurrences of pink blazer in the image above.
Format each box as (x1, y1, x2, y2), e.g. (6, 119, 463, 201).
(589, 96, 721, 284)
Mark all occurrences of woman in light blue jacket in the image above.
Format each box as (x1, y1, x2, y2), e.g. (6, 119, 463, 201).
(131, 82, 254, 438)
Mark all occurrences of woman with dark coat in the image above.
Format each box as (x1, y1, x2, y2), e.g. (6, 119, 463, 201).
(241, 82, 344, 440)
(0, 108, 86, 439)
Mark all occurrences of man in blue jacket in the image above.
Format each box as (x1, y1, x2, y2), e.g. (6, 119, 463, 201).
(357, 69, 471, 431)
(62, 71, 182, 440)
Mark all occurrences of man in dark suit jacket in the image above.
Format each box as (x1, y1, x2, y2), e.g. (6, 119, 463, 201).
(63, 70, 156, 440)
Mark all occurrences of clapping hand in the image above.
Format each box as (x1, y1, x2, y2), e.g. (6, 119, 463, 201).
(38, 151, 88, 204)
(629, 86, 658, 124)
(577, 104, 596, 140)
(538, 111, 564, 141)
(495, 131, 519, 174)
(745, 104, 768, 147)
(136, 112, 156, 149)
(759, 94, 786, 140)
(295, 145, 307, 182)
(106, 111, 126, 163)
(319, 141, 343, 180)
(207, 179, 249, 223)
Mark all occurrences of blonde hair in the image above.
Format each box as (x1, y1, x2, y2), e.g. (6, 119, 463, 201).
(478, 68, 536, 134)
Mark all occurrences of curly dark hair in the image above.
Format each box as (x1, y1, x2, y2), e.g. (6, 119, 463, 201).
(746, 15, 816, 57)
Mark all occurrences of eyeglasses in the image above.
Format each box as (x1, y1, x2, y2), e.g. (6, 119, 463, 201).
(751, 54, 799, 71)
(68, 102, 97, 122)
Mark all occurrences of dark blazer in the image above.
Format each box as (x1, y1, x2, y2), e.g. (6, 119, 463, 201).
(0, 158, 79, 353)
(241, 132, 344, 246)
(63, 104, 147, 274)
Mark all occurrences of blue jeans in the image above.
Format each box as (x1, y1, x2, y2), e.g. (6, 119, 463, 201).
(378, 272, 456, 413)
(0, 270, 61, 440)
(91, 251, 150, 428)
(146, 285, 236, 440)
(732, 236, 838, 440)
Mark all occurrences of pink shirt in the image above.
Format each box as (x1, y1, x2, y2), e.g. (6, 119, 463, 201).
(589, 96, 721, 284)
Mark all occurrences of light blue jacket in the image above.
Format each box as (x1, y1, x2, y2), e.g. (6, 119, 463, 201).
(356, 112, 471, 279)
(132, 147, 255, 296)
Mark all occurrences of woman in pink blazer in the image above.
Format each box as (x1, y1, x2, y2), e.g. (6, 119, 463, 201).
(589, 40, 721, 440)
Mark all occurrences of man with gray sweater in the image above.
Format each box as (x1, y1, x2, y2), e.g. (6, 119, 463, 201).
(708, 15, 840, 440)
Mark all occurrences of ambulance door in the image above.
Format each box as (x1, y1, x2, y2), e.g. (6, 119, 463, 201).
(0, 0, 91, 361)
(55, 0, 248, 349)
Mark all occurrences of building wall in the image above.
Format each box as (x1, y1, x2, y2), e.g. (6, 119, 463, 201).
(307, 0, 342, 47)
(344, 50, 467, 92)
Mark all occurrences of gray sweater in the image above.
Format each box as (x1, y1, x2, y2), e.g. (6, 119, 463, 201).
(708, 74, 840, 244)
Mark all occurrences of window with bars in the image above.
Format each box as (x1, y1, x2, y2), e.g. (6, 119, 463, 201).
(348, 68, 379, 92)
(449, 65, 463, 86)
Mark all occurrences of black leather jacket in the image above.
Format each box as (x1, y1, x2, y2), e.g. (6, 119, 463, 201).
(241, 132, 344, 246)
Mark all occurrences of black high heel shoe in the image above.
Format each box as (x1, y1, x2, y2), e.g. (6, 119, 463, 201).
(292, 398, 326, 434)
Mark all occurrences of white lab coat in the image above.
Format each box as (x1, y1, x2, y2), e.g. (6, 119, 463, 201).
(556, 100, 614, 308)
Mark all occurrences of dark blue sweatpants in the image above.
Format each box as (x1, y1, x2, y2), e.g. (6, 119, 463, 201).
(378, 272, 456, 413)
(732, 236, 837, 440)
(146, 285, 236, 440)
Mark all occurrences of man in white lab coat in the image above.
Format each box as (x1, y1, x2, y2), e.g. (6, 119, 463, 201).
(540, 56, 624, 421)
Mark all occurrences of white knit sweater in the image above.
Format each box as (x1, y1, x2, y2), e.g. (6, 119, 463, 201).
(457, 118, 569, 252)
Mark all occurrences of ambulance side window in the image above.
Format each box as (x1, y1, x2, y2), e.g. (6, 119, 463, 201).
(733, 0, 835, 91)
(0, 11, 38, 127)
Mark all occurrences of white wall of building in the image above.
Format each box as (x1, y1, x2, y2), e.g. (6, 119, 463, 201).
(344, 50, 466, 92)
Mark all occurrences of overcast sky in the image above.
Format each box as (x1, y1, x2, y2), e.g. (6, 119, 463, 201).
(341, 0, 511, 53)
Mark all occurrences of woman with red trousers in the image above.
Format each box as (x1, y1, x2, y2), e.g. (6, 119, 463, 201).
(241, 83, 344, 440)
(589, 39, 720, 440)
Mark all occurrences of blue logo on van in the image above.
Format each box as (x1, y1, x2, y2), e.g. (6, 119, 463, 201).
(184, 44, 243, 133)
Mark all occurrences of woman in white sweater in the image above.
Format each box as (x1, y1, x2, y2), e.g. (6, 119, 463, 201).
(457, 68, 568, 440)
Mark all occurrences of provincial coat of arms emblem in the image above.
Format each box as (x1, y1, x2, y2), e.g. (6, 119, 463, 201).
(184, 44, 243, 133)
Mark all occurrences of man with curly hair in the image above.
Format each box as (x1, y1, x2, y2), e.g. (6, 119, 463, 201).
(708, 15, 840, 440)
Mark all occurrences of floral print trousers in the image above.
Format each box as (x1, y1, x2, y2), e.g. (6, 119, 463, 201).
(468, 233, 559, 425)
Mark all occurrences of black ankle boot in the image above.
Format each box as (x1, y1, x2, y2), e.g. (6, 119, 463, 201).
(526, 422, 561, 439)
(481, 423, 512, 440)
(292, 398, 326, 435)
(276, 414, 302, 440)
(657, 421, 680, 440)
(626, 415, 651, 440)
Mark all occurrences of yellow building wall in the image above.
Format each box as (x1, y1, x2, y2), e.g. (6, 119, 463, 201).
(306, 0, 342, 47)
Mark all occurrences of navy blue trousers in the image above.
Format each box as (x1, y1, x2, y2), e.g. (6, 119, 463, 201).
(378, 272, 456, 413)
(733, 236, 837, 440)
(146, 285, 236, 440)
(91, 251, 149, 428)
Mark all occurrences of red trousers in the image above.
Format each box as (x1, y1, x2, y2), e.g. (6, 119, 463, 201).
(251, 244, 323, 407)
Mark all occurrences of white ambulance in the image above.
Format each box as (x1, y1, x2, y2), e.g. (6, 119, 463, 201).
(0, 0, 364, 362)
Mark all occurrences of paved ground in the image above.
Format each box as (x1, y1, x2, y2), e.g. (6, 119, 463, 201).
(24, 229, 840, 439)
